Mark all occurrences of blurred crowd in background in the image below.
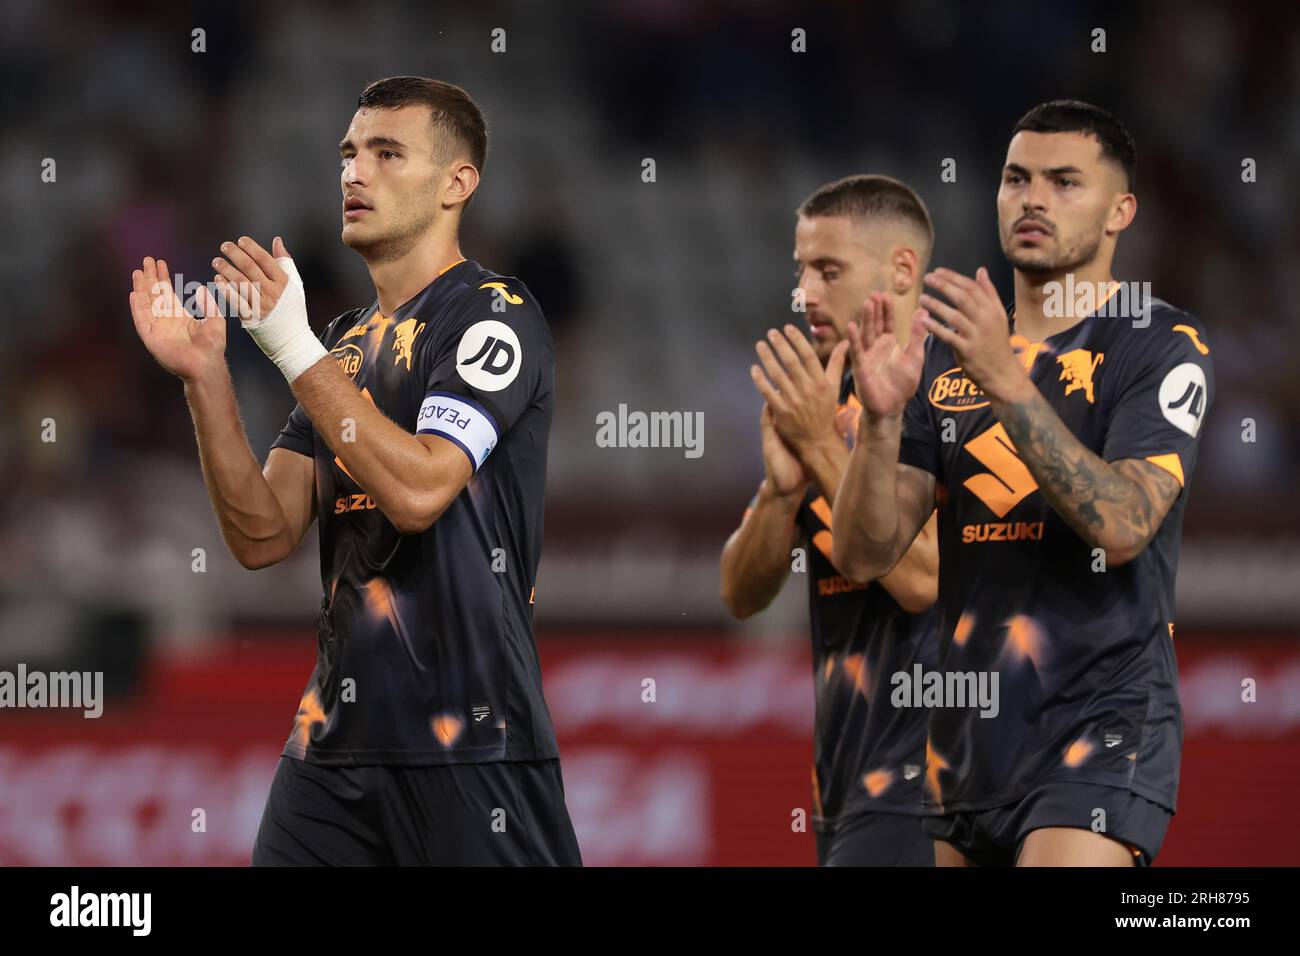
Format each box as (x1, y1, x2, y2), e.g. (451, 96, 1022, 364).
(1, 0, 1298, 647)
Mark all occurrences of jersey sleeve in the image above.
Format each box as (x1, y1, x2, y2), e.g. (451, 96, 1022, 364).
(898, 356, 941, 477)
(1102, 316, 1215, 490)
(271, 402, 315, 458)
(413, 279, 553, 472)
(269, 309, 361, 459)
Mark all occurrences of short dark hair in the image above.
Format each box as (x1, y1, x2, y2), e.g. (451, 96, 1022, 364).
(798, 174, 934, 266)
(357, 76, 488, 204)
(1012, 99, 1137, 191)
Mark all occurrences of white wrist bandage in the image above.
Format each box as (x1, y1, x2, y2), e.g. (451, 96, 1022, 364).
(241, 256, 328, 383)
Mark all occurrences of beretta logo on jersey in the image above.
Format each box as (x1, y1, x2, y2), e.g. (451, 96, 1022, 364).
(929, 367, 989, 411)
(331, 343, 364, 380)
(457, 320, 522, 391)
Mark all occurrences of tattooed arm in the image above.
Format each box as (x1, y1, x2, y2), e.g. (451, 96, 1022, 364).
(916, 267, 1184, 567)
(992, 386, 1181, 565)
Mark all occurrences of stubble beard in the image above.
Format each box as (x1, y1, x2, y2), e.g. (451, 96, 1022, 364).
(343, 204, 439, 265)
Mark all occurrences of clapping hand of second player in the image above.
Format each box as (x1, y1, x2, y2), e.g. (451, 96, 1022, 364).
(750, 324, 847, 462)
(845, 292, 928, 424)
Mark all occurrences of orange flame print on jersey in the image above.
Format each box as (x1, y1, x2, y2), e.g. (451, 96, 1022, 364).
(363, 576, 398, 623)
(432, 714, 464, 747)
(924, 737, 948, 805)
(952, 613, 974, 648)
(863, 769, 894, 798)
(1063, 737, 1094, 767)
(291, 688, 325, 751)
(1003, 615, 1046, 669)
(841, 653, 869, 696)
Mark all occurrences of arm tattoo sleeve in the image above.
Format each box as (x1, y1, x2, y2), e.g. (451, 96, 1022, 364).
(995, 389, 1181, 558)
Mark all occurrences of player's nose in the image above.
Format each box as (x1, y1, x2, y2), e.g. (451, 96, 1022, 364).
(1021, 183, 1050, 211)
(798, 273, 821, 302)
(342, 158, 367, 186)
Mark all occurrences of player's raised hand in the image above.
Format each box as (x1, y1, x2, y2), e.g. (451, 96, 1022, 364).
(751, 324, 847, 458)
(211, 235, 292, 322)
(918, 267, 1033, 404)
(130, 256, 226, 382)
(846, 292, 927, 421)
(759, 403, 807, 497)
(210, 235, 326, 384)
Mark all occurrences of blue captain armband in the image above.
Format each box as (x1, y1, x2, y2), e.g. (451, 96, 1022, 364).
(416, 391, 500, 472)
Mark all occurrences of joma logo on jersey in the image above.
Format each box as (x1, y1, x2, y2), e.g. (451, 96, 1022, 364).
(479, 281, 523, 305)
(331, 343, 364, 380)
(1172, 324, 1210, 355)
(929, 367, 989, 410)
(1057, 348, 1104, 403)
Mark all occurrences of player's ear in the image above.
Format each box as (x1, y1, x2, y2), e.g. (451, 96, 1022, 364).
(444, 161, 480, 211)
(890, 244, 921, 296)
(1106, 190, 1137, 236)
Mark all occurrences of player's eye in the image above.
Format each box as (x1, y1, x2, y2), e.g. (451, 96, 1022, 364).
(340, 155, 354, 168)
(1005, 172, 1023, 184)
(1057, 177, 1077, 187)
(380, 150, 398, 160)
(822, 270, 839, 282)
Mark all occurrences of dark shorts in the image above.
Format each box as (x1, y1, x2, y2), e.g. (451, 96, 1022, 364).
(816, 811, 934, 866)
(251, 756, 583, 866)
(922, 782, 1172, 866)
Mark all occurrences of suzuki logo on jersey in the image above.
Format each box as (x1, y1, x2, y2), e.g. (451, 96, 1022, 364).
(960, 423, 1046, 542)
(805, 495, 868, 597)
(963, 423, 1037, 517)
(457, 320, 522, 391)
(1056, 348, 1104, 403)
(1158, 362, 1208, 437)
(929, 367, 990, 411)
